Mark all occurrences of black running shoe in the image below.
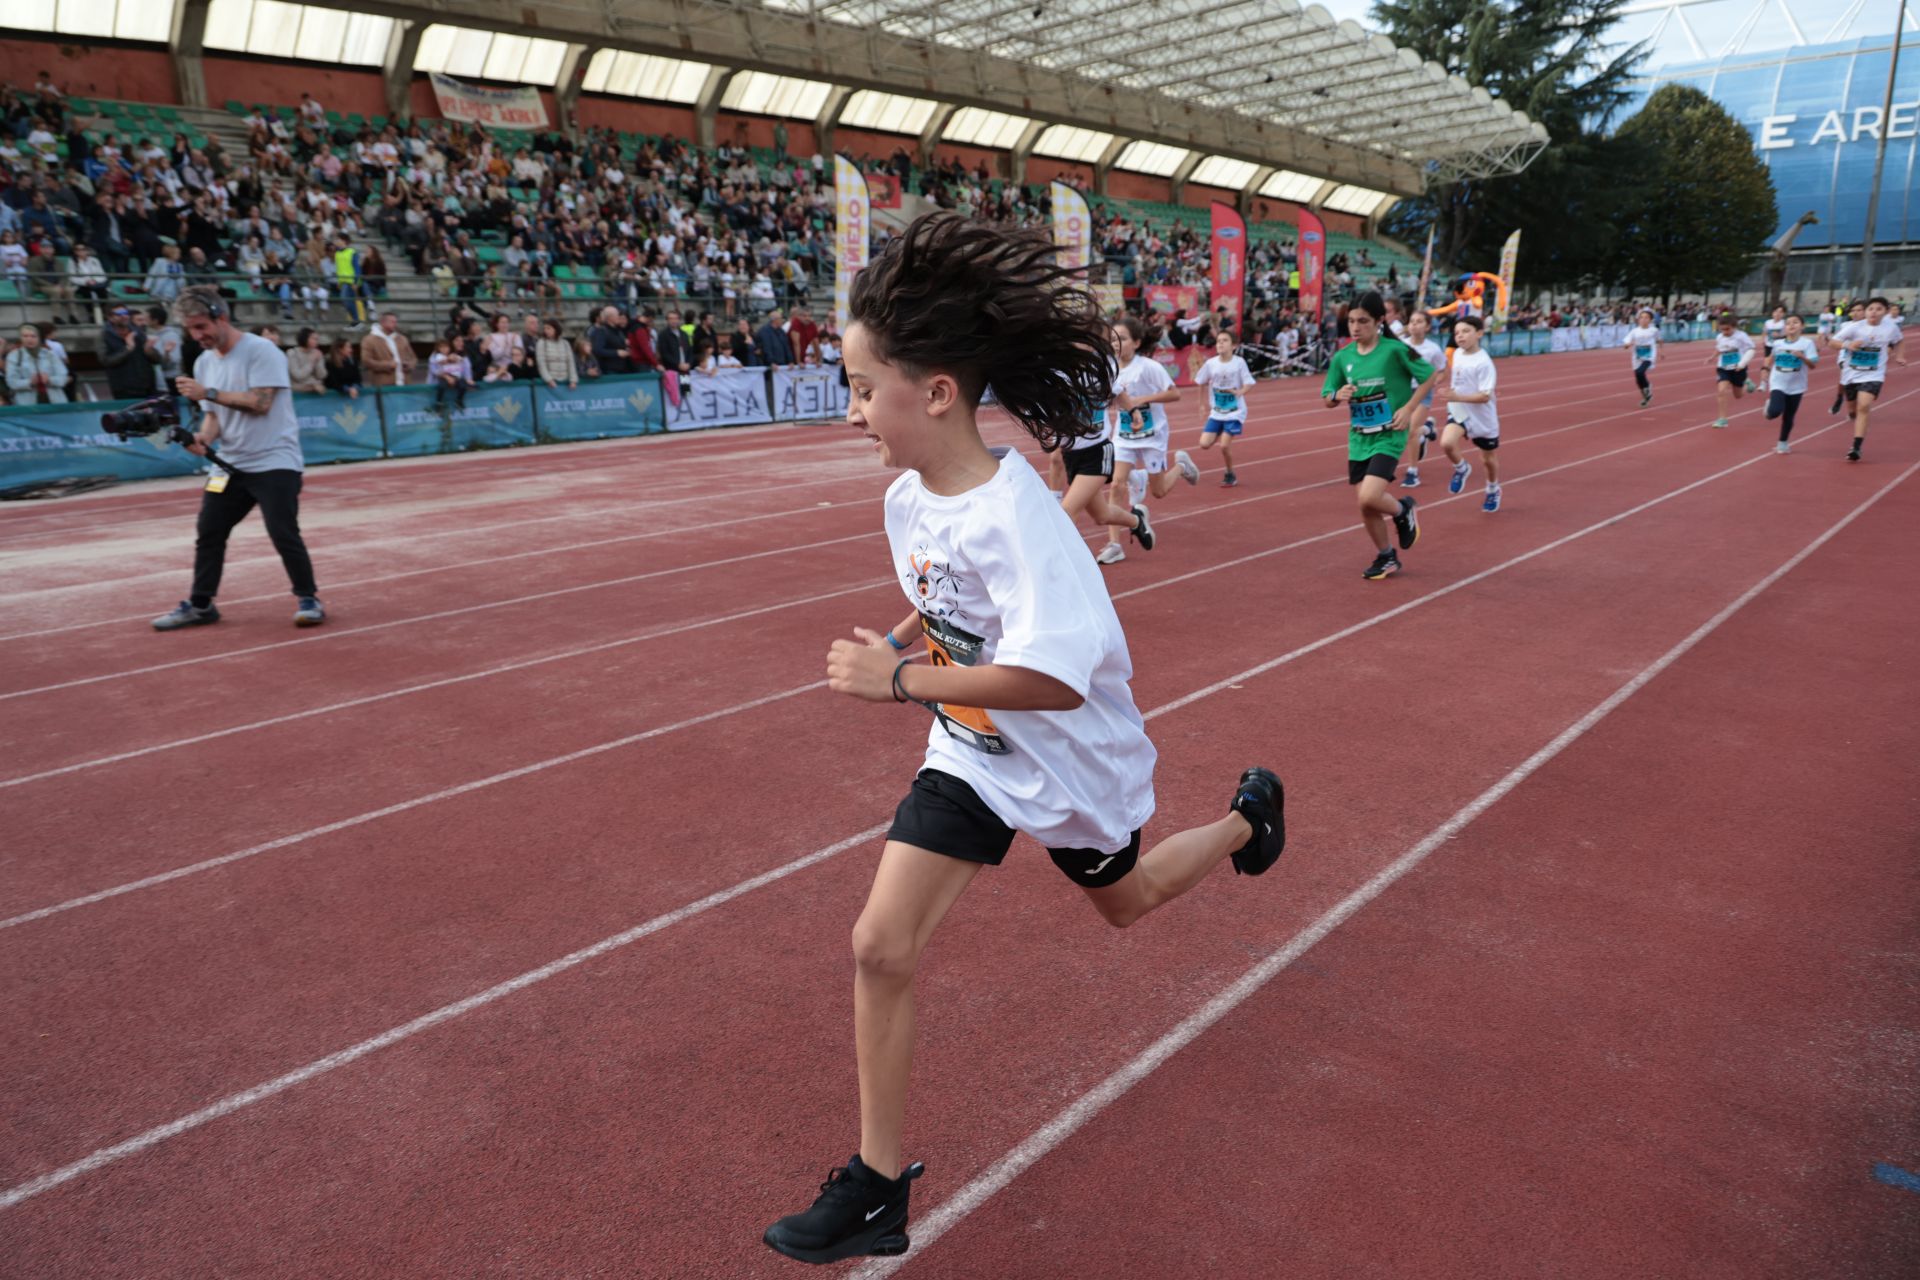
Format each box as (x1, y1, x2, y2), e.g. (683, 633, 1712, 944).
(1362, 550, 1399, 581)
(1393, 496, 1419, 550)
(1847, 443, 1862, 462)
(1228, 767, 1287, 876)
(764, 1156, 923, 1265)
(1130, 503, 1156, 551)
(152, 600, 220, 631)
(1831, 393, 1845, 416)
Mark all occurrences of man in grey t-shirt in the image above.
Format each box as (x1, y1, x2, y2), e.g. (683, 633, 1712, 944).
(152, 286, 325, 630)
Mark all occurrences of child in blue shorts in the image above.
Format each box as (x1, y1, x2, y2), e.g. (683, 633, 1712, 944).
(1193, 329, 1255, 486)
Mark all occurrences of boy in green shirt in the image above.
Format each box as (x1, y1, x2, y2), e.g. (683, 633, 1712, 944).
(1322, 291, 1439, 580)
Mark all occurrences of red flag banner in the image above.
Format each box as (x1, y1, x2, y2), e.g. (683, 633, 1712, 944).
(1209, 202, 1247, 334)
(1297, 208, 1327, 321)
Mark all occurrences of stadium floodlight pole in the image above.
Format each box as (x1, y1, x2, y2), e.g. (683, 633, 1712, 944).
(1857, 0, 1908, 295)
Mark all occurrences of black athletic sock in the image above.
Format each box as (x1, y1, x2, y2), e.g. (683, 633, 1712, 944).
(189, 594, 213, 610)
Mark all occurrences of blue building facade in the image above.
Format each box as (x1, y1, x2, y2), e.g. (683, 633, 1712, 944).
(1627, 35, 1918, 250)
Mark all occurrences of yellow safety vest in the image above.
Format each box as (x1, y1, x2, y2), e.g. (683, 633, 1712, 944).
(334, 247, 358, 284)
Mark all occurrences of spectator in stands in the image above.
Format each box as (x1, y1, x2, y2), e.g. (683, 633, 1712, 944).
(428, 338, 472, 411)
(23, 191, 68, 255)
(590, 305, 632, 376)
(6, 324, 69, 404)
(755, 307, 794, 368)
(288, 327, 328, 394)
(0, 229, 27, 281)
(101, 305, 161, 400)
(626, 308, 660, 373)
(69, 245, 111, 324)
(147, 305, 185, 394)
(535, 319, 578, 390)
(731, 316, 761, 367)
(28, 242, 75, 322)
(656, 309, 691, 380)
(324, 338, 361, 398)
(787, 305, 819, 366)
(360, 311, 418, 386)
(292, 242, 331, 317)
(483, 314, 523, 383)
(144, 243, 186, 305)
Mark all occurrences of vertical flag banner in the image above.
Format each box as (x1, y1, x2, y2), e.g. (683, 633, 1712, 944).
(834, 157, 871, 333)
(1297, 208, 1327, 320)
(1209, 202, 1248, 334)
(1496, 228, 1521, 330)
(1051, 181, 1093, 277)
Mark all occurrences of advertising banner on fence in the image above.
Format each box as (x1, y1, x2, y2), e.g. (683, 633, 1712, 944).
(772, 367, 849, 423)
(668, 368, 773, 431)
(534, 376, 666, 441)
(292, 392, 385, 464)
(1143, 285, 1200, 320)
(1209, 202, 1247, 334)
(1496, 229, 1521, 330)
(1091, 283, 1124, 313)
(835, 156, 870, 335)
(868, 173, 902, 210)
(379, 382, 540, 458)
(1051, 181, 1092, 276)
(1151, 344, 1211, 388)
(428, 73, 549, 129)
(0, 399, 199, 491)
(1296, 207, 1326, 320)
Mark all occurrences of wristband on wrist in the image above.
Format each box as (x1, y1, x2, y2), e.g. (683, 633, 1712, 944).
(885, 632, 906, 651)
(891, 657, 913, 703)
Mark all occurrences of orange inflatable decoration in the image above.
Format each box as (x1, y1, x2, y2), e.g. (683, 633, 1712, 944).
(1426, 272, 1509, 323)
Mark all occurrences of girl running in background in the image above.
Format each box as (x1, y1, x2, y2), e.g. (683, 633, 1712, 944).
(762, 213, 1287, 1266)
(1825, 300, 1865, 415)
(1708, 316, 1756, 428)
(1761, 305, 1787, 376)
(1763, 314, 1817, 455)
(1322, 290, 1438, 581)
(1440, 315, 1503, 510)
(1833, 296, 1908, 462)
(1624, 308, 1660, 407)
(1100, 316, 1198, 564)
(1399, 309, 1445, 488)
(1192, 328, 1255, 487)
(1056, 371, 1157, 549)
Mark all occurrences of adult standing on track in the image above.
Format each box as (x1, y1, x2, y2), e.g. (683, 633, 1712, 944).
(152, 286, 324, 631)
(1322, 290, 1436, 581)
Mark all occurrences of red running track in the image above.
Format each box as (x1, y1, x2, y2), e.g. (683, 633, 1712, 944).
(0, 341, 1915, 1277)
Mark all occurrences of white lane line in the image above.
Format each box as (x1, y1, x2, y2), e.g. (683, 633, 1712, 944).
(0, 406, 1785, 927)
(0, 437, 1867, 1213)
(852, 450, 1920, 1280)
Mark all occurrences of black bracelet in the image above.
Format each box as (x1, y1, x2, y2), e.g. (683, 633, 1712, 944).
(891, 658, 913, 704)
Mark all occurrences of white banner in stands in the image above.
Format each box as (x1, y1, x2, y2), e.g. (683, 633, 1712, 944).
(667, 367, 773, 430)
(1550, 324, 1629, 352)
(428, 73, 549, 129)
(772, 367, 849, 422)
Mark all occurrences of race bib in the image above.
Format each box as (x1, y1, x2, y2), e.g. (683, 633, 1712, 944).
(1633, 345, 1652, 361)
(1210, 387, 1239, 414)
(204, 470, 229, 493)
(1773, 352, 1802, 372)
(1850, 347, 1882, 371)
(1349, 391, 1393, 431)
(1717, 350, 1740, 368)
(918, 613, 1010, 755)
(1116, 406, 1154, 440)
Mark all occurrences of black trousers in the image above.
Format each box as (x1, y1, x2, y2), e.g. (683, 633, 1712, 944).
(191, 468, 318, 604)
(1765, 389, 1803, 441)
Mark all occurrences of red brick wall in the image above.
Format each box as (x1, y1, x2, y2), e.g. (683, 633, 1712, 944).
(204, 58, 388, 117)
(1026, 157, 1094, 189)
(0, 37, 176, 104)
(1106, 169, 1172, 202)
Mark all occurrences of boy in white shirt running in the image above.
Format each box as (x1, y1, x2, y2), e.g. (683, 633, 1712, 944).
(1823, 300, 1864, 414)
(1439, 315, 1503, 511)
(1832, 296, 1909, 461)
(762, 213, 1287, 1266)
(1623, 308, 1659, 407)
(1399, 310, 1446, 488)
(1708, 316, 1756, 428)
(1762, 314, 1818, 454)
(1192, 328, 1255, 486)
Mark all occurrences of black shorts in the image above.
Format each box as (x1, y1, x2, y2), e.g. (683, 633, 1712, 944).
(887, 769, 1142, 889)
(1843, 381, 1883, 401)
(1716, 366, 1750, 385)
(1062, 439, 1115, 482)
(1347, 452, 1399, 485)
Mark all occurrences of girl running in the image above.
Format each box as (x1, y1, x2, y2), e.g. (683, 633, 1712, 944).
(1833, 296, 1909, 461)
(1192, 327, 1255, 486)
(763, 213, 1287, 1266)
(1398, 309, 1446, 487)
(1623, 308, 1659, 407)
(1100, 316, 1198, 563)
(1761, 305, 1787, 375)
(1322, 290, 1437, 581)
(1055, 376, 1157, 549)
(1439, 314, 1502, 510)
(1708, 316, 1756, 428)
(1763, 314, 1817, 454)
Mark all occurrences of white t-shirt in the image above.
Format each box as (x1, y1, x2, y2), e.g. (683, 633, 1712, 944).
(1447, 348, 1498, 440)
(1763, 318, 1787, 349)
(1835, 319, 1903, 384)
(1194, 354, 1255, 423)
(884, 448, 1156, 851)
(1713, 331, 1755, 370)
(1766, 337, 1818, 396)
(1409, 338, 1445, 401)
(1625, 325, 1660, 367)
(1816, 312, 1838, 337)
(1111, 354, 1173, 445)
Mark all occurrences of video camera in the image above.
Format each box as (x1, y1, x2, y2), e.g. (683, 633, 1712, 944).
(101, 397, 236, 473)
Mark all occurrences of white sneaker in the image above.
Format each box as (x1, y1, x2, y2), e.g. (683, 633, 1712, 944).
(1095, 543, 1126, 565)
(1775, 441, 1791, 454)
(1174, 449, 1199, 485)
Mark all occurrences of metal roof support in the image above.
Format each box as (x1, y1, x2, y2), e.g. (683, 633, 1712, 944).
(384, 19, 425, 123)
(1239, 165, 1276, 217)
(815, 85, 854, 157)
(1167, 150, 1204, 203)
(1009, 118, 1047, 186)
(169, 0, 210, 109)
(918, 103, 959, 168)
(1091, 134, 1129, 198)
(1308, 179, 1339, 211)
(553, 44, 593, 137)
(694, 66, 736, 151)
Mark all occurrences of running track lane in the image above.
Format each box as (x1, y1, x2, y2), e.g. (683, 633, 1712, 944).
(0, 426, 1904, 1266)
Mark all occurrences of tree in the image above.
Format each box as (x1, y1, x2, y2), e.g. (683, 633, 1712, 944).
(1610, 85, 1779, 299)
(1370, 0, 1648, 290)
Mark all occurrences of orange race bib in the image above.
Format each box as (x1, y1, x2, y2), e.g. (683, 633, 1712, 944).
(919, 612, 1010, 755)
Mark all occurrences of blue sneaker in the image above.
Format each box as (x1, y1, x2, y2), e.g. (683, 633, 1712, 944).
(294, 596, 326, 627)
(1448, 460, 1471, 494)
(152, 600, 219, 631)
(1402, 466, 1421, 488)
(1482, 484, 1502, 513)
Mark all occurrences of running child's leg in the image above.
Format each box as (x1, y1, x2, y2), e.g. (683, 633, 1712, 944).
(1062, 473, 1142, 536)
(1148, 465, 1182, 500)
(1101, 460, 1136, 559)
(1046, 450, 1067, 496)
(1480, 438, 1501, 485)
(1635, 361, 1651, 396)
(1440, 423, 1472, 492)
(850, 842, 983, 1179)
(1850, 387, 1877, 457)
(1076, 771, 1285, 928)
(1356, 473, 1401, 548)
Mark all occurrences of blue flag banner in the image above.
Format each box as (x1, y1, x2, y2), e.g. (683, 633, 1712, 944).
(533, 374, 667, 441)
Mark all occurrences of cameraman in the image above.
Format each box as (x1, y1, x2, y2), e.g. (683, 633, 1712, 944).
(151, 286, 326, 631)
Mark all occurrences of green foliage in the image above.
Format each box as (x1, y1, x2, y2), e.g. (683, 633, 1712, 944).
(1610, 85, 1779, 297)
(1372, 0, 1649, 289)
